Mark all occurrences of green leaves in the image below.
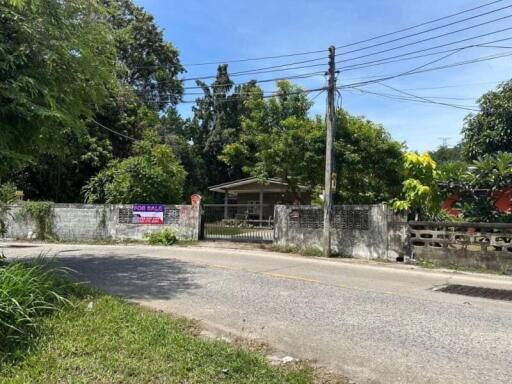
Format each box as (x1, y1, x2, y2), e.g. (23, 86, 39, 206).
(0, 0, 117, 178)
(82, 138, 186, 204)
(392, 152, 442, 220)
(462, 80, 512, 159)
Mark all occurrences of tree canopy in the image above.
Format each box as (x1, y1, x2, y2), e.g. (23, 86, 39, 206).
(221, 81, 404, 203)
(462, 80, 512, 160)
(0, 0, 117, 180)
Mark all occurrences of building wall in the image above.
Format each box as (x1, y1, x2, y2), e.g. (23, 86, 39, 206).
(3, 204, 200, 241)
(274, 204, 408, 260)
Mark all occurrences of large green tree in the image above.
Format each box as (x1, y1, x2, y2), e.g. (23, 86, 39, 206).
(0, 0, 117, 180)
(222, 81, 404, 203)
(186, 65, 255, 193)
(336, 110, 404, 204)
(462, 80, 512, 159)
(9, 0, 185, 201)
(101, 0, 184, 111)
(221, 81, 323, 199)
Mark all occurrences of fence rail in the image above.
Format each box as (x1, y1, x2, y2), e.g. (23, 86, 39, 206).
(409, 221, 512, 273)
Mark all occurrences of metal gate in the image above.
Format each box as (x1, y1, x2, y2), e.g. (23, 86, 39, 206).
(201, 204, 274, 243)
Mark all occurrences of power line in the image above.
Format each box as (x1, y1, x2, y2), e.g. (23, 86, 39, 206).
(131, 0, 506, 69)
(309, 89, 326, 102)
(182, 72, 324, 90)
(335, 14, 512, 65)
(401, 81, 502, 91)
(346, 87, 479, 111)
(334, 4, 512, 58)
(340, 50, 512, 88)
(178, 6, 512, 82)
(339, 35, 512, 71)
(142, 86, 327, 106)
(91, 119, 138, 142)
(335, 0, 505, 49)
(144, 29, 512, 94)
(169, 26, 512, 87)
(379, 83, 480, 111)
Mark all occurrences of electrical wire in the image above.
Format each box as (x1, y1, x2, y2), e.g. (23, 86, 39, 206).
(130, 0, 506, 69)
(178, 7, 512, 82)
(154, 26, 512, 89)
(334, 4, 512, 58)
(334, 14, 512, 65)
(91, 119, 138, 142)
(138, 30, 512, 94)
(335, 0, 505, 49)
(346, 87, 479, 111)
(339, 35, 512, 71)
(340, 50, 512, 88)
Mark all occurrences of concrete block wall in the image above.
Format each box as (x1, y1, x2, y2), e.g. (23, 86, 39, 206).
(274, 204, 407, 260)
(3, 204, 200, 241)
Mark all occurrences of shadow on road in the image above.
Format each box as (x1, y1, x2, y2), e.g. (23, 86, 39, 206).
(49, 253, 201, 300)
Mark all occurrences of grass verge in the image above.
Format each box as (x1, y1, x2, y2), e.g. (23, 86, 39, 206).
(0, 257, 313, 383)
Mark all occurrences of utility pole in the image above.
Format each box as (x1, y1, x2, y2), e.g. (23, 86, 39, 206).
(323, 45, 337, 258)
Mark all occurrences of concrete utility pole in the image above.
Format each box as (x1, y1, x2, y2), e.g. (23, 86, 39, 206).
(323, 45, 337, 258)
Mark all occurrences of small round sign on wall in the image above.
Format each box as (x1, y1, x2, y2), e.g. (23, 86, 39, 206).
(191, 194, 202, 207)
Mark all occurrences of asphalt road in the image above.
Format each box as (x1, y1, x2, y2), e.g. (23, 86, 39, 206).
(3, 242, 512, 384)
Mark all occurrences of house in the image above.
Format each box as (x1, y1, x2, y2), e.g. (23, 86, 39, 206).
(442, 187, 512, 217)
(208, 177, 311, 222)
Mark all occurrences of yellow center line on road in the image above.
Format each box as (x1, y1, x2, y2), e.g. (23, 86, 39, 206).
(209, 263, 399, 297)
(263, 272, 322, 284)
(210, 264, 241, 271)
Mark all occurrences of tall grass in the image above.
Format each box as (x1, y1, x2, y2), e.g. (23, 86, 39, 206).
(0, 253, 78, 361)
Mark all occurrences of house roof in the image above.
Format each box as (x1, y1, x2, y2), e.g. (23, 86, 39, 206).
(208, 177, 305, 193)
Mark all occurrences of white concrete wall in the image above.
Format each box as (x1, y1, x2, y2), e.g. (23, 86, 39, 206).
(274, 204, 407, 260)
(3, 204, 200, 241)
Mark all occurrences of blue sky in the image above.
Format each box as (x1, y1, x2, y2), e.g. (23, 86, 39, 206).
(135, 0, 511, 151)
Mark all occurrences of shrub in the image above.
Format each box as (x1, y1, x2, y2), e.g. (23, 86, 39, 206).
(0, 183, 17, 237)
(0, 256, 79, 360)
(145, 228, 177, 246)
(83, 137, 186, 204)
(19, 201, 55, 240)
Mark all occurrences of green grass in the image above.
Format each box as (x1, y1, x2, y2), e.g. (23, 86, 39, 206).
(0, 257, 312, 383)
(0, 295, 313, 384)
(0, 255, 87, 361)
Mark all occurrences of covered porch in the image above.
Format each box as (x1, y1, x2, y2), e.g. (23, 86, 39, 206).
(208, 177, 310, 225)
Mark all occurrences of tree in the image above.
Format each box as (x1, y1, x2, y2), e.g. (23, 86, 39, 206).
(0, 0, 117, 181)
(392, 152, 443, 220)
(462, 80, 512, 160)
(429, 144, 463, 164)
(12, 88, 162, 202)
(83, 136, 186, 204)
(101, 0, 184, 111)
(7, 0, 184, 201)
(221, 81, 323, 199)
(187, 65, 255, 192)
(222, 84, 404, 203)
(335, 110, 404, 204)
